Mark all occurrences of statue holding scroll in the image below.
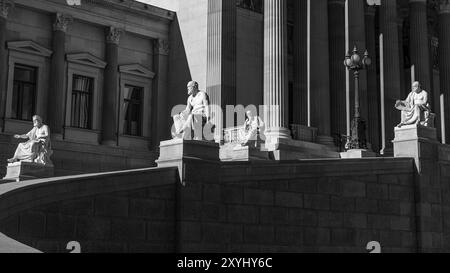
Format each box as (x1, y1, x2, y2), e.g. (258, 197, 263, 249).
(7, 115, 53, 165)
(395, 81, 433, 128)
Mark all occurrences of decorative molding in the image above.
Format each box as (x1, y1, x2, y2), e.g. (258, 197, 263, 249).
(66, 52, 107, 69)
(7, 40, 53, 57)
(119, 64, 155, 79)
(106, 26, 123, 45)
(154, 39, 170, 56)
(53, 13, 73, 32)
(0, 0, 14, 20)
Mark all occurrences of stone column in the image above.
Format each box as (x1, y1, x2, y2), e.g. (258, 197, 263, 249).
(206, 0, 236, 142)
(379, 0, 402, 155)
(328, 0, 346, 139)
(439, 0, 450, 144)
(365, 5, 381, 152)
(152, 38, 170, 148)
(309, 0, 332, 144)
(263, 0, 291, 142)
(293, 0, 308, 126)
(409, 0, 433, 93)
(101, 27, 122, 146)
(0, 0, 12, 131)
(48, 13, 72, 138)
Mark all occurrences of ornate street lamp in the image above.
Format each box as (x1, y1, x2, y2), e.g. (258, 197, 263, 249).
(344, 46, 372, 150)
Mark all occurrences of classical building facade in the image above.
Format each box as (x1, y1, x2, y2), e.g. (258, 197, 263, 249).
(1, 0, 450, 175)
(0, 0, 173, 175)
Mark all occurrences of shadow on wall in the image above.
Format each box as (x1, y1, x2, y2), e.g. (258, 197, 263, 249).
(166, 15, 192, 140)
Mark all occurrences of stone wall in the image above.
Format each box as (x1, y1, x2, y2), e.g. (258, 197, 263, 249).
(176, 158, 417, 253)
(0, 157, 422, 253)
(0, 167, 178, 253)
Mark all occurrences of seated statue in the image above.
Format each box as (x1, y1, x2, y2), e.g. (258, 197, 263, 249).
(7, 115, 53, 165)
(395, 81, 434, 128)
(241, 110, 265, 147)
(172, 81, 213, 141)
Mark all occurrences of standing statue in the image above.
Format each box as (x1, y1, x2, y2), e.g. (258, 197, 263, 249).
(7, 115, 53, 165)
(172, 81, 212, 140)
(395, 81, 433, 128)
(241, 110, 265, 147)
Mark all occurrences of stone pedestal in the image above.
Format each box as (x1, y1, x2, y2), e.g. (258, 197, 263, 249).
(340, 149, 377, 159)
(230, 145, 270, 162)
(156, 139, 220, 182)
(2, 162, 54, 182)
(393, 124, 439, 172)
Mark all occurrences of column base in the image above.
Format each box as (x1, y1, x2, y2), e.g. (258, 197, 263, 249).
(262, 138, 340, 160)
(265, 127, 292, 144)
(2, 161, 54, 182)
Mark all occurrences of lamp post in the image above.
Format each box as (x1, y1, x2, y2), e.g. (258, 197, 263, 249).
(344, 46, 372, 150)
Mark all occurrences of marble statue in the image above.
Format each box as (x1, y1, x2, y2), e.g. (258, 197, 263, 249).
(241, 110, 265, 147)
(7, 115, 53, 165)
(395, 81, 433, 128)
(172, 81, 212, 140)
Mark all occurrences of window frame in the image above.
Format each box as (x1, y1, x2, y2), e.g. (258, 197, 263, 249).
(4, 41, 52, 134)
(118, 64, 155, 149)
(64, 53, 106, 144)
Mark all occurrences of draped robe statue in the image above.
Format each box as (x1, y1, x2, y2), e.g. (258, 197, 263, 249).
(7, 115, 53, 165)
(395, 82, 432, 128)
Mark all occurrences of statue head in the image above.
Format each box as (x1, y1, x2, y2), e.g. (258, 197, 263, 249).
(187, 81, 199, 96)
(246, 110, 254, 119)
(412, 81, 421, 93)
(32, 115, 43, 128)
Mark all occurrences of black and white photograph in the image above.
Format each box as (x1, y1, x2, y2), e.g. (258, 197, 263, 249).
(0, 0, 449, 260)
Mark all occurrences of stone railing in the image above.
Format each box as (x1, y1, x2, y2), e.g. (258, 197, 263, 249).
(224, 125, 246, 144)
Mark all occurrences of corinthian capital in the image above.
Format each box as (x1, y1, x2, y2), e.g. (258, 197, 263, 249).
(154, 38, 170, 55)
(106, 27, 123, 45)
(53, 13, 73, 32)
(439, 0, 450, 14)
(0, 0, 14, 20)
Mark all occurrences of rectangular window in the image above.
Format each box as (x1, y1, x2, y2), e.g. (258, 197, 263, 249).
(123, 85, 143, 136)
(71, 75, 93, 129)
(12, 64, 37, 121)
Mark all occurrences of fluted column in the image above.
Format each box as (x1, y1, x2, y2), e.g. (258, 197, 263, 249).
(264, 0, 291, 141)
(309, 0, 332, 143)
(439, 0, 450, 144)
(206, 0, 236, 142)
(101, 27, 122, 146)
(153, 39, 170, 148)
(409, 0, 433, 93)
(48, 13, 72, 137)
(328, 0, 346, 139)
(0, 0, 12, 131)
(365, 5, 381, 152)
(379, 0, 402, 155)
(293, 0, 308, 126)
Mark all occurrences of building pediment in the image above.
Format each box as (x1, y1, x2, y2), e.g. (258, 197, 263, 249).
(119, 64, 155, 79)
(66, 53, 107, 69)
(7, 41, 53, 57)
